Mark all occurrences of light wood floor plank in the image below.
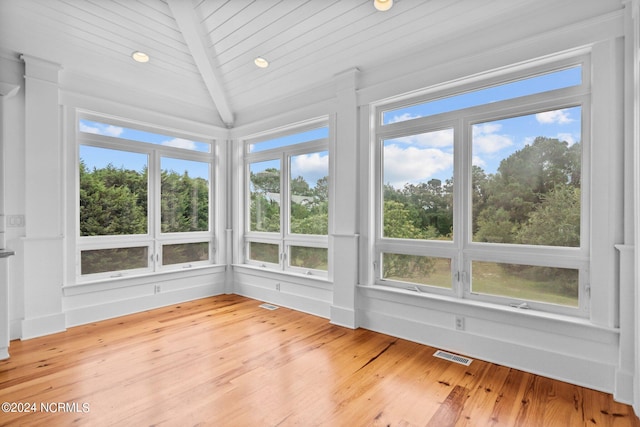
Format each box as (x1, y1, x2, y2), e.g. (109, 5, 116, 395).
(0, 295, 638, 426)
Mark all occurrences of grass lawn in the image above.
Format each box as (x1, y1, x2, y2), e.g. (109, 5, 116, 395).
(471, 261, 578, 307)
(384, 256, 578, 307)
(385, 256, 452, 289)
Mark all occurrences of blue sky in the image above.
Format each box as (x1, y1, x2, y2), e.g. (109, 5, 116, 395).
(382, 67, 582, 188)
(250, 150, 329, 190)
(249, 127, 329, 153)
(249, 126, 329, 189)
(79, 120, 210, 180)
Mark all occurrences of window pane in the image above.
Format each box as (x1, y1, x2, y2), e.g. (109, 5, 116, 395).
(81, 246, 148, 275)
(290, 246, 328, 271)
(249, 127, 329, 153)
(383, 66, 581, 125)
(161, 158, 209, 233)
(249, 160, 281, 232)
(382, 253, 451, 289)
(290, 151, 329, 235)
(162, 242, 209, 265)
(471, 107, 581, 247)
(79, 146, 148, 236)
(249, 242, 279, 264)
(471, 261, 579, 307)
(79, 119, 210, 153)
(383, 129, 454, 241)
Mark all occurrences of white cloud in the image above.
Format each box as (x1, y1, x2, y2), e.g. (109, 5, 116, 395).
(473, 123, 502, 137)
(387, 112, 422, 124)
(473, 133, 513, 154)
(104, 125, 124, 137)
(472, 155, 486, 168)
(161, 138, 198, 150)
(556, 132, 577, 146)
(79, 123, 100, 134)
(383, 144, 453, 188)
(536, 109, 573, 124)
(291, 152, 329, 178)
(472, 123, 513, 154)
(79, 122, 124, 137)
(393, 128, 453, 148)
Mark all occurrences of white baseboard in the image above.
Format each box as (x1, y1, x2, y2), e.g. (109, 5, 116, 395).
(0, 347, 9, 360)
(21, 312, 66, 340)
(360, 308, 616, 394)
(330, 305, 357, 329)
(614, 370, 635, 405)
(233, 281, 331, 319)
(65, 283, 225, 327)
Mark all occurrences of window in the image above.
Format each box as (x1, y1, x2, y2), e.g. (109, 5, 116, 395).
(244, 121, 330, 276)
(375, 58, 589, 316)
(77, 114, 215, 279)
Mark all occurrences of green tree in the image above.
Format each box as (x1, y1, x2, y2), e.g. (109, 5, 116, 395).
(381, 200, 438, 281)
(250, 168, 281, 232)
(161, 170, 209, 233)
(517, 185, 580, 247)
(383, 200, 437, 239)
(251, 168, 280, 193)
(79, 161, 147, 236)
(474, 207, 515, 243)
(474, 137, 581, 245)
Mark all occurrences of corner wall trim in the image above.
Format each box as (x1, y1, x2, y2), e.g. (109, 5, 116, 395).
(329, 305, 357, 329)
(21, 313, 66, 340)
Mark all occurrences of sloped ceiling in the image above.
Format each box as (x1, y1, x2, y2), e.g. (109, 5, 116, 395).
(0, 0, 623, 128)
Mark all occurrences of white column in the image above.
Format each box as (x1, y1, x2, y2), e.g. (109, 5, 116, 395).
(616, 244, 635, 403)
(0, 82, 20, 359)
(18, 55, 65, 339)
(330, 68, 360, 328)
(625, 0, 640, 417)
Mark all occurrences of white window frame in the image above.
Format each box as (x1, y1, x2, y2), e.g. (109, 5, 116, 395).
(243, 119, 331, 277)
(75, 111, 216, 281)
(373, 53, 591, 317)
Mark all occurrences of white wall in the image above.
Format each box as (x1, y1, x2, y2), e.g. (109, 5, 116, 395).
(0, 52, 27, 342)
(626, 0, 640, 416)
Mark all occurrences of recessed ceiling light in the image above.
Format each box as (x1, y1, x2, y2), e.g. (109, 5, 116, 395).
(254, 57, 269, 68)
(132, 51, 150, 63)
(374, 0, 393, 11)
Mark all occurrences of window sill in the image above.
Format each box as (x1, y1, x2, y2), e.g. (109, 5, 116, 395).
(63, 264, 226, 295)
(232, 263, 332, 289)
(358, 283, 618, 344)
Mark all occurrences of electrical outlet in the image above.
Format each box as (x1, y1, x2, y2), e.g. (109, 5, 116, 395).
(154, 285, 161, 294)
(276, 283, 280, 291)
(455, 316, 465, 331)
(7, 215, 25, 227)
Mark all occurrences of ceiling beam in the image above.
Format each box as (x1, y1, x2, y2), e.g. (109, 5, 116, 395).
(167, 0, 234, 127)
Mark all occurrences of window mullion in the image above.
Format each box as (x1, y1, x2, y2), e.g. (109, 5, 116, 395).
(150, 150, 160, 271)
(455, 118, 467, 296)
(281, 152, 288, 271)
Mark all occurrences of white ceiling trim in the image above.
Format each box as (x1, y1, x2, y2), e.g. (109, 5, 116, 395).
(166, 0, 234, 127)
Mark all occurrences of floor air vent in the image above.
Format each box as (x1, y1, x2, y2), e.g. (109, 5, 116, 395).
(433, 350, 473, 366)
(259, 303, 279, 311)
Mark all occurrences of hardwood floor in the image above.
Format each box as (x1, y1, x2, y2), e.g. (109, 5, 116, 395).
(0, 295, 638, 426)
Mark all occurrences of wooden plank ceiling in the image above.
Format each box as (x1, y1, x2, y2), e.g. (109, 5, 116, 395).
(0, 0, 622, 127)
